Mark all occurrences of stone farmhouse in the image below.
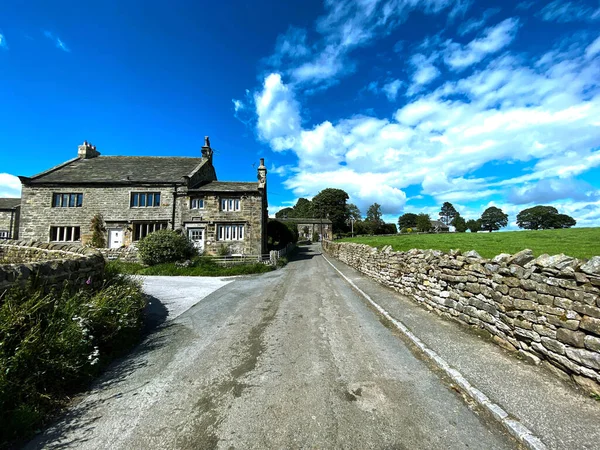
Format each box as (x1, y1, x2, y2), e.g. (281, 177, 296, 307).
(18, 138, 268, 255)
(276, 217, 332, 241)
(0, 198, 20, 239)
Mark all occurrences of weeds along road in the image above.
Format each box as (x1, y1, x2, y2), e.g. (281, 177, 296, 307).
(27, 244, 516, 449)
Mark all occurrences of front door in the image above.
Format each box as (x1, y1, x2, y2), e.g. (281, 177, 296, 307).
(108, 228, 124, 249)
(188, 228, 205, 252)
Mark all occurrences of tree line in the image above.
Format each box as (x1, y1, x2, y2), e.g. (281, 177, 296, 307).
(275, 189, 577, 237)
(399, 202, 576, 233)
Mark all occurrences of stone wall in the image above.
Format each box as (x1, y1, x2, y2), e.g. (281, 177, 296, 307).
(323, 240, 600, 395)
(0, 240, 105, 293)
(97, 246, 140, 262)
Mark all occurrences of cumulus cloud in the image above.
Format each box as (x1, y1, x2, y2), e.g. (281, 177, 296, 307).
(240, 2, 600, 223)
(508, 178, 600, 204)
(254, 73, 302, 151)
(0, 174, 22, 198)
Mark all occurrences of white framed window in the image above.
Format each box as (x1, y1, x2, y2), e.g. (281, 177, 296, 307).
(0, 230, 9, 239)
(190, 198, 204, 209)
(216, 224, 245, 241)
(50, 226, 81, 242)
(221, 198, 240, 211)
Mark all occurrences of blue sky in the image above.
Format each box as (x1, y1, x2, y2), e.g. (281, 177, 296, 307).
(1, 0, 599, 228)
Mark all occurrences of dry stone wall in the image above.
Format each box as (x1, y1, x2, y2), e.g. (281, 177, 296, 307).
(323, 240, 600, 395)
(0, 240, 105, 293)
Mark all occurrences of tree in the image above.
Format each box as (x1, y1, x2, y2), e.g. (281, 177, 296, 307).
(365, 203, 384, 234)
(439, 202, 458, 226)
(452, 214, 468, 233)
(466, 219, 482, 233)
(294, 198, 314, 218)
(381, 223, 398, 234)
(398, 213, 418, 230)
(480, 207, 508, 232)
(550, 214, 576, 229)
(275, 207, 293, 219)
(347, 203, 361, 221)
(416, 213, 432, 232)
(516, 205, 576, 230)
(312, 188, 350, 232)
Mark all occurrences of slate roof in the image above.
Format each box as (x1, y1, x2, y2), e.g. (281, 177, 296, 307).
(190, 181, 260, 193)
(23, 156, 206, 185)
(0, 198, 20, 209)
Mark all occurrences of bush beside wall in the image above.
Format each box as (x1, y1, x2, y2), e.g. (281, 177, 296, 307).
(323, 240, 600, 395)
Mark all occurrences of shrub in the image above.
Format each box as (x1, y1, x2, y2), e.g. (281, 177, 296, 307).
(0, 276, 145, 444)
(90, 213, 107, 248)
(137, 229, 196, 266)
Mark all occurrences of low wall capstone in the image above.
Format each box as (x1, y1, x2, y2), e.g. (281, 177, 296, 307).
(323, 240, 600, 395)
(0, 240, 105, 294)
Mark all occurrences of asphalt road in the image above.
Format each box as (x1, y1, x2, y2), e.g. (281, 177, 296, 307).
(27, 245, 517, 449)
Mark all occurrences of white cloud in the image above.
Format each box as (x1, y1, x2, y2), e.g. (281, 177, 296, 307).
(44, 31, 70, 52)
(244, 4, 600, 223)
(539, 0, 600, 23)
(232, 99, 244, 112)
(444, 18, 520, 70)
(0, 174, 22, 198)
(382, 79, 403, 101)
(0, 33, 8, 50)
(266, 0, 465, 88)
(586, 35, 600, 59)
(458, 8, 500, 36)
(406, 53, 441, 95)
(254, 73, 302, 151)
(508, 178, 600, 204)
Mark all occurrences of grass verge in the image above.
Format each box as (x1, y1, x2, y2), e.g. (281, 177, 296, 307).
(106, 257, 274, 277)
(0, 274, 145, 447)
(340, 227, 600, 260)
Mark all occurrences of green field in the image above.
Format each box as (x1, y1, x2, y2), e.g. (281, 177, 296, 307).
(340, 228, 600, 260)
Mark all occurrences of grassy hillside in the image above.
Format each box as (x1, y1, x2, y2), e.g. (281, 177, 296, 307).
(339, 228, 600, 260)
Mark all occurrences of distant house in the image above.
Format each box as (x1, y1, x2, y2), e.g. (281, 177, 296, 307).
(431, 220, 450, 232)
(0, 198, 20, 239)
(18, 138, 268, 255)
(276, 217, 333, 241)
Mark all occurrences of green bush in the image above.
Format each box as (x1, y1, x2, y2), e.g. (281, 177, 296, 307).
(0, 276, 145, 444)
(137, 229, 196, 266)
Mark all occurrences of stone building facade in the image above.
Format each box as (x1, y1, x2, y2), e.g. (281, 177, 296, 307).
(18, 138, 268, 255)
(0, 198, 20, 239)
(277, 217, 333, 241)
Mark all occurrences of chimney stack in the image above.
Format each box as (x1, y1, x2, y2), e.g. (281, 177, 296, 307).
(257, 158, 267, 189)
(78, 141, 100, 159)
(201, 136, 213, 160)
